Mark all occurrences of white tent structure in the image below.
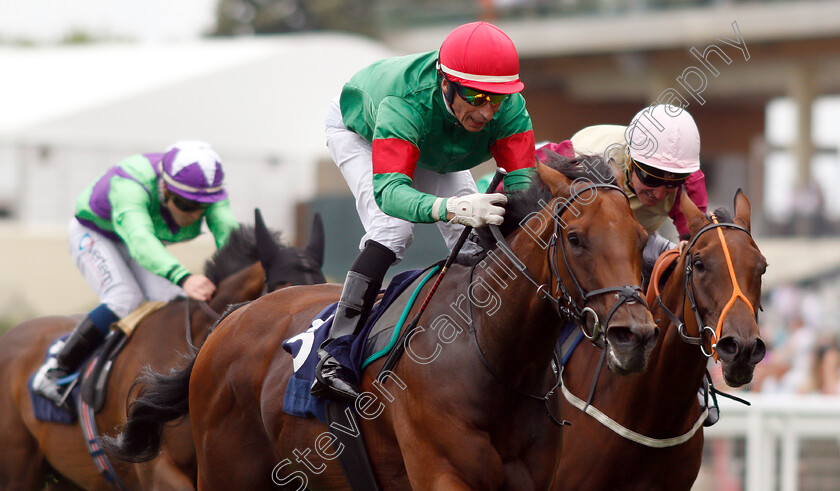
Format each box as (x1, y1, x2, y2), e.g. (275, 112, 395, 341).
(0, 33, 394, 233)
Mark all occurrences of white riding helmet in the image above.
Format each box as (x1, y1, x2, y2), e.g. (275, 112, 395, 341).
(625, 104, 700, 174)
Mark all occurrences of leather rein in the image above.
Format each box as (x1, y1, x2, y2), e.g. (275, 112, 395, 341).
(184, 297, 221, 354)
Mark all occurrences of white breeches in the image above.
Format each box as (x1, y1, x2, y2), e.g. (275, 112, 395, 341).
(68, 219, 184, 318)
(324, 97, 480, 261)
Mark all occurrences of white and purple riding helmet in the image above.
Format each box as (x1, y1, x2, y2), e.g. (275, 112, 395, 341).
(160, 140, 227, 203)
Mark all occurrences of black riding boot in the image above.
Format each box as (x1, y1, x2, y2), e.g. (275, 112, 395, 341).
(32, 316, 107, 404)
(311, 240, 395, 401)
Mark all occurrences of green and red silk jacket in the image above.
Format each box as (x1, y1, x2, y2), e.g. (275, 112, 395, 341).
(339, 50, 536, 223)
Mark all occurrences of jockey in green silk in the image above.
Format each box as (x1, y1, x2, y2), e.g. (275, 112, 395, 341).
(313, 21, 537, 401)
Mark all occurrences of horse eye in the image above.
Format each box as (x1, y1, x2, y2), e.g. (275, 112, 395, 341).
(693, 258, 705, 272)
(568, 233, 582, 247)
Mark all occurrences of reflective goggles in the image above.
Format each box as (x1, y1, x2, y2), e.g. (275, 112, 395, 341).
(453, 83, 508, 107)
(170, 193, 212, 212)
(632, 159, 689, 189)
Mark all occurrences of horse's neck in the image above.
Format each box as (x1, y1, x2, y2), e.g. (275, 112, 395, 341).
(469, 230, 563, 381)
(211, 263, 265, 310)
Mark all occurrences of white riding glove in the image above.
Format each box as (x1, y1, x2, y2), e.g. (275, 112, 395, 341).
(444, 193, 508, 227)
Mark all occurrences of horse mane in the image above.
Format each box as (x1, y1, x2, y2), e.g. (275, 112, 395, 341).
(203, 225, 283, 285)
(497, 152, 617, 237)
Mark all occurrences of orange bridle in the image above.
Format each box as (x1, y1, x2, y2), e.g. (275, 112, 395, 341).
(649, 214, 755, 361)
(707, 216, 755, 359)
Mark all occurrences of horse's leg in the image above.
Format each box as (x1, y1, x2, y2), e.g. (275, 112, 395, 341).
(141, 453, 196, 491)
(394, 419, 504, 490)
(0, 404, 44, 489)
(0, 327, 51, 489)
(122, 397, 198, 490)
(190, 336, 279, 489)
(192, 398, 278, 490)
(429, 474, 478, 490)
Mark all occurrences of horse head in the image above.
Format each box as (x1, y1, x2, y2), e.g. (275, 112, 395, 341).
(202, 210, 326, 311)
(679, 190, 767, 387)
(507, 156, 658, 374)
(254, 209, 326, 290)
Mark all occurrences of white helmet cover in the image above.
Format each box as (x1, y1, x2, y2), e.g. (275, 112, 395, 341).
(625, 104, 700, 173)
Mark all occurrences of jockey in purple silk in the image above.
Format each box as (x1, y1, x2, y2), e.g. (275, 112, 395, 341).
(33, 141, 239, 405)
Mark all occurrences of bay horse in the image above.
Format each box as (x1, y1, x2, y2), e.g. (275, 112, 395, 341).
(0, 212, 326, 490)
(555, 190, 767, 490)
(105, 157, 659, 490)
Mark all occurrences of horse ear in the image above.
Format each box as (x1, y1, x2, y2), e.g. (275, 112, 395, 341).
(680, 191, 707, 237)
(733, 188, 752, 232)
(306, 213, 325, 268)
(537, 160, 572, 196)
(254, 208, 279, 269)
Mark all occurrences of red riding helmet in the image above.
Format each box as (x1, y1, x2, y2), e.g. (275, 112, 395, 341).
(439, 21, 524, 94)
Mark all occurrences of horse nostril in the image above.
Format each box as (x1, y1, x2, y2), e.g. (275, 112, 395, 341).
(608, 327, 633, 345)
(715, 337, 739, 360)
(750, 338, 767, 364)
(608, 326, 656, 346)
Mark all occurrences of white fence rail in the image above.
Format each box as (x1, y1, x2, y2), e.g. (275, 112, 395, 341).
(705, 393, 840, 491)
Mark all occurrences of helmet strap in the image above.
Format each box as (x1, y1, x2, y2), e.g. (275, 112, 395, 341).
(438, 60, 458, 107)
(159, 181, 169, 203)
(624, 165, 635, 194)
(445, 82, 457, 107)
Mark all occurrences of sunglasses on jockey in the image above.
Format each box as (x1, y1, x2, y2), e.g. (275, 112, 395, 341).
(631, 159, 690, 189)
(450, 81, 509, 107)
(167, 191, 212, 213)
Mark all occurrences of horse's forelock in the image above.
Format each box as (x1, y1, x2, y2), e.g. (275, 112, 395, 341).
(711, 207, 735, 224)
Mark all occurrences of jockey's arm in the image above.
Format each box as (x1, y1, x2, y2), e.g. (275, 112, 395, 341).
(111, 179, 192, 286)
(489, 129, 537, 192)
(203, 199, 240, 248)
(181, 274, 216, 301)
(370, 96, 534, 226)
(116, 207, 215, 300)
(642, 233, 677, 288)
(371, 151, 511, 228)
(670, 170, 708, 239)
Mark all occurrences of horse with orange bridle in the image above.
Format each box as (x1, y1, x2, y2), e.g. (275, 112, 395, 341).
(105, 156, 660, 490)
(0, 212, 325, 490)
(555, 190, 766, 490)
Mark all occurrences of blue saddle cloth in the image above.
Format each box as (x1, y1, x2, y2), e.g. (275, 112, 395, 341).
(281, 268, 429, 422)
(28, 335, 81, 424)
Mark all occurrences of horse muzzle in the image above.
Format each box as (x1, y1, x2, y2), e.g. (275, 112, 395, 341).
(597, 299, 658, 375)
(716, 335, 766, 387)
